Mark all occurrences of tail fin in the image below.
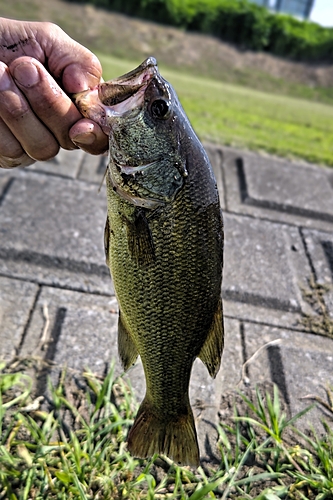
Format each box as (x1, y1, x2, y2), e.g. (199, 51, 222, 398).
(127, 397, 199, 466)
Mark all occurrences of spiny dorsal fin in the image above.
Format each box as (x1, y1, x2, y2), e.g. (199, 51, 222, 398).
(198, 297, 224, 378)
(118, 311, 138, 371)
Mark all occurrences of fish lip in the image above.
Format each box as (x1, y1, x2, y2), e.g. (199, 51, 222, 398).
(73, 57, 159, 131)
(111, 57, 158, 86)
(98, 57, 158, 113)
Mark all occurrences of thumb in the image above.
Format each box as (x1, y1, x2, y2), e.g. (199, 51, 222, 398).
(61, 57, 103, 93)
(36, 22, 103, 93)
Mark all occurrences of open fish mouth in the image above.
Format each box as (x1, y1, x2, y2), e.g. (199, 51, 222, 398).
(73, 57, 158, 132)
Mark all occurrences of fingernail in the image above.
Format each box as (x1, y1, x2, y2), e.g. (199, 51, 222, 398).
(0, 63, 12, 90)
(72, 132, 96, 145)
(13, 62, 39, 88)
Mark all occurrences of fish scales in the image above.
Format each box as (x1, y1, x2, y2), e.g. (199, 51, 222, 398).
(74, 57, 224, 466)
(107, 175, 222, 401)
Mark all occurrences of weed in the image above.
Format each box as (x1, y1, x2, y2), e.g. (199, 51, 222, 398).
(0, 362, 332, 499)
(299, 275, 333, 339)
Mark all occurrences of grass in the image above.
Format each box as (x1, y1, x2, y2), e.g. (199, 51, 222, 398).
(97, 53, 333, 167)
(1, 361, 332, 499)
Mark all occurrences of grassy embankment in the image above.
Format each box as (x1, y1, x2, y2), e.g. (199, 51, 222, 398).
(0, 0, 332, 165)
(98, 54, 333, 167)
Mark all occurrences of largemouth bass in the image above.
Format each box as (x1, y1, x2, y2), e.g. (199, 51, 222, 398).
(74, 58, 224, 466)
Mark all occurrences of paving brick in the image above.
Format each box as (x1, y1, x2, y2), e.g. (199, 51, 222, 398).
(218, 317, 243, 392)
(0, 171, 111, 294)
(28, 149, 84, 178)
(223, 213, 312, 314)
(203, 143, 225, 211)
(223, 148, 333, 231)
(242, 153, 333, 219)
(20, 286, 118, 376)
(243, 323, 333, 434)
(302, 228, 333, 317)
(0, 276, 39, 361)
(302, 228, 333, 286)
(224, 301, 303, 331)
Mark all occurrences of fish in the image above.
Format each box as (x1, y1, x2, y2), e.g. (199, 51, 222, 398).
(74, 57, 224, 466)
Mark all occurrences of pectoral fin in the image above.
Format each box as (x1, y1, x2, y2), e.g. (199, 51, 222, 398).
(126, 208, 155, 266)
(198, 297, 224, 378)
(118, 311, 138, 370)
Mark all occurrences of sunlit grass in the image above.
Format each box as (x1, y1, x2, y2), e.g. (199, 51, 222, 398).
(97, 53, 333, 167)
(1, 361, 332, 499)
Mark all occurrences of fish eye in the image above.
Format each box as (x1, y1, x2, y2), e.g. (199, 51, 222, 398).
(150, 99, 170, 119)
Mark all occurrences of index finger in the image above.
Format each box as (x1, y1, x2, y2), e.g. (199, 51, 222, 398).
(10, 57, 83, 150)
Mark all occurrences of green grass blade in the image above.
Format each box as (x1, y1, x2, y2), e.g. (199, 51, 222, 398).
(188, 472, 230, 500)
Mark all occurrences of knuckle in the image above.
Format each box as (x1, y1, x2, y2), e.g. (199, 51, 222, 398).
(0, 153, 35, 169)
(44, 21, 64, 38)
(0, 89, 30, 121)
(8, 102, 30, 121)
(30, 143, 60, 162)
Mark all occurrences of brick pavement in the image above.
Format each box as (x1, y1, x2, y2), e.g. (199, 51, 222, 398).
(0, 145, 333, 460)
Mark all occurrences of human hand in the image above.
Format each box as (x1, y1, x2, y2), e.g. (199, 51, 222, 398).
(0, 18, 108, 168)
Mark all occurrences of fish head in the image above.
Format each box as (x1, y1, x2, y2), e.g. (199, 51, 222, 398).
(74, 58, 189, 208)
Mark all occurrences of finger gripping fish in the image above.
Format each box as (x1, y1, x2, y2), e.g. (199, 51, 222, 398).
(74, 58, 224, 466)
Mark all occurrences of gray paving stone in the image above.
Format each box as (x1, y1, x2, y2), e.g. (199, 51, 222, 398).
(223, 213, 312, 314)
(223, 301, 303, 331)
(0, 276, 39, 361)
(217, 317, 243, 392)
(302, 228, 333, 286)
(223, 148, 333, 232)
(0, 171, 111, 294)
(243, 323, 333, 434)
(203, 143, 225, 211)
(20, 286, 118, 375)
(28, 149, 85, 178)
(242, 153, 333, 219)
(302, 228, 333, 317)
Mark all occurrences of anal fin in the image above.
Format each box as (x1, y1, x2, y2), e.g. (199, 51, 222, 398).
(118, 311, 138, 371)
(198, 297, 224, 378)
